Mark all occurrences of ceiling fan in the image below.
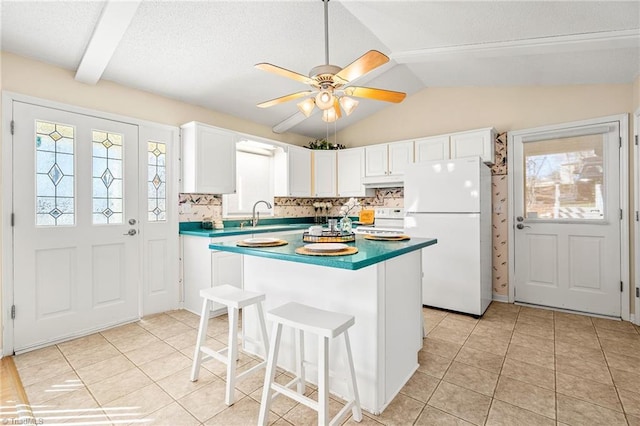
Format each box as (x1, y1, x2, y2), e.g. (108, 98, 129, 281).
(255, 0, 406, 123)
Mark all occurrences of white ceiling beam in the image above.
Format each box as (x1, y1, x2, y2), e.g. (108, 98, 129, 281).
(392, 29, 640, 64)
(75, 0, 142, 84)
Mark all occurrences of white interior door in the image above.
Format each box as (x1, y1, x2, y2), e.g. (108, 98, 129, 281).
(12, 101, 140, 351)
(512, 121, 622, 317)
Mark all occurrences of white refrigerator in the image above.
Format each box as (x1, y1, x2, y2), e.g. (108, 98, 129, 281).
(404, 156, 492, 316)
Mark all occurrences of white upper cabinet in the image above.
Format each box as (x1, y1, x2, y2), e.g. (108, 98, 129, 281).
(388, 141, 414, 176)
(313, 151, 337, 197)
(337, 147, 374, 197)
(181, 121, 237, 194)
(364, 144, 388, 177)
(365, 141, 414, 177)
(415, 136, 450, 163)
(275, 145, 311, 197)
(450, 128, 495, 164)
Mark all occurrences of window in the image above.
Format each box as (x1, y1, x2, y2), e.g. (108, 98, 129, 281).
(35, 120, 75, 226)
(223, 141, 276, 217)
(92, 130, 123, 224)
(523, 134, 605, 220)
(148, 141, 166, 222)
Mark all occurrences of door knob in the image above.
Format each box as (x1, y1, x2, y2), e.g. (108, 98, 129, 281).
(129, 218, 137, 225)
(516, 223, 531, 230)
(124, 229, 137, 236)
(516, 216, 524, 222)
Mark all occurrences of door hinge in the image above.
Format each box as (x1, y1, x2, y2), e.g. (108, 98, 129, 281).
(635, 134, 638, 146)
(620, 281, 623, 292)
(620, 209, 623, 220)
(11, 213, 14, 227)
(10, 120, 14, 135)
(619, 136, 622, 148)
(636, 287, 640, 298)
(11, 304, 15, 319)
(636, 211, 639, 222)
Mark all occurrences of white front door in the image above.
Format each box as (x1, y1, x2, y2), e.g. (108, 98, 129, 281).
(12, 101, 140, 351)
(512, 120, 622, 317)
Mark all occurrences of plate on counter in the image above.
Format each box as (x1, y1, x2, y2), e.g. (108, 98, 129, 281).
(369, 232, 403, 238)
(303, 243, 349, 253)
(243, 237, 280, 244)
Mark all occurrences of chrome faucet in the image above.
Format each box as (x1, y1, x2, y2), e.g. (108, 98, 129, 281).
(252, 200, 273, 227)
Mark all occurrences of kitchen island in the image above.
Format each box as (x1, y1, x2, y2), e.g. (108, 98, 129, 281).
(208, 233, 437, 414)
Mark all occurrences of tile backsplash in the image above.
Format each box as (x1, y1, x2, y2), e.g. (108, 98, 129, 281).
(178, 188, 404, 222)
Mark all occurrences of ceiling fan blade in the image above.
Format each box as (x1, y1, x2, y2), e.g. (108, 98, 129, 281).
(255, 63, 315, 85)
(334, 50, 389, 84)
(333, 97, 342, 119)
(344, 86, 406, 103)
(257, 91, 313, 108)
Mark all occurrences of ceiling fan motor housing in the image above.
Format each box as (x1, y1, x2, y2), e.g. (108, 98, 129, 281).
(309, 64, 344, 88)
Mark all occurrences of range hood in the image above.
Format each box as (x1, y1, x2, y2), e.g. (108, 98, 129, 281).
(361, 175, 404, 188)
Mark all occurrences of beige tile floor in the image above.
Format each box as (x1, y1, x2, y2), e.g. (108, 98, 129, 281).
(5, 302, 640, 425)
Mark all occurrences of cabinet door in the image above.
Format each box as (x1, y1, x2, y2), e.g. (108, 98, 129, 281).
(313, 151, 337, 197)
(388, 141, 414, 176)
(365, 144, 388, 177)
(450, 128, 495, 164)
(415, 136, 450, 163)
(288, 145, 312, 197)
(211, 251, 243, 311)
(337, 147, 372, 197)
(181, 122, 237, 193)
(181, 235, 212, 315)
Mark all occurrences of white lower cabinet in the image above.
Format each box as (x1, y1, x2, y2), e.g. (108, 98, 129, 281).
(182, 235, 243, 316)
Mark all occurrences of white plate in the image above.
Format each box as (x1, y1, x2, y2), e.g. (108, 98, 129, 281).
(243, 237, 280, 244)
(304, 243, 349, 252)
(369, 232, 402, 238)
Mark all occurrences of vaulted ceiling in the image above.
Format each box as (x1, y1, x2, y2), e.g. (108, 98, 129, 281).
(2, 1, 639, 139)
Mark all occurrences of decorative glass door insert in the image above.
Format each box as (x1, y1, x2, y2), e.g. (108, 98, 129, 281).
(35, 120, 75, 226)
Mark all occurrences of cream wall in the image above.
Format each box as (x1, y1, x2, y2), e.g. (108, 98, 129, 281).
(634, 75, 640, 110)
(337, 85, 632, 146)
(0, 52, 308, 145)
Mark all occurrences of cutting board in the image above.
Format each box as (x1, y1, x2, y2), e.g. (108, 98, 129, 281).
(359, 209, 374, 225)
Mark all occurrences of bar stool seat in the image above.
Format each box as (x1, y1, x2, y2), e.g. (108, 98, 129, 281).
(190, 285, 269, 406)
(258, 302, 362, 426)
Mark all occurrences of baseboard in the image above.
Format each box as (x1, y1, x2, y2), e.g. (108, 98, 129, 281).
(492, 294, 509, 303)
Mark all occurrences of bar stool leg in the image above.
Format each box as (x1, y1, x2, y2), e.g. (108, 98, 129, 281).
(225, 306, 239, 405)
(343, 331, 362, 421)
(295, 329, 306, 394)
(258, 322, 283, 426)
(256, 301, 270, 358)
(318, 335, 329, 426)
(190, 298, 210, 382)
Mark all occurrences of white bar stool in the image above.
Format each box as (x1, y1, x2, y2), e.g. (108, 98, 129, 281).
(190, 284, 269, 406)
(258, 302, 362, 426)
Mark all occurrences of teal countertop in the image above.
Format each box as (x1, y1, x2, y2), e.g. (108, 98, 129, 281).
(208, 234, 437, 271)
(179, 217, 357, 238)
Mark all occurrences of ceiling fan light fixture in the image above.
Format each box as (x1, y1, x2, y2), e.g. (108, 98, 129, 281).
(297, 98, 316, 117)
(322, 108, 338, 123)
(339, 96, 359, 116)
(315, 89, 334, 110)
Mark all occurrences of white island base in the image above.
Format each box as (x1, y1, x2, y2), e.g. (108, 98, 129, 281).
(240, 250, 423, 415)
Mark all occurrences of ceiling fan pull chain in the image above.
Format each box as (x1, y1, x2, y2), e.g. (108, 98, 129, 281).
(323, 0, 330, 65)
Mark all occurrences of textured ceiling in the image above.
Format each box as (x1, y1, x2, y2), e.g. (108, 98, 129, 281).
(1, 1, 639, 139)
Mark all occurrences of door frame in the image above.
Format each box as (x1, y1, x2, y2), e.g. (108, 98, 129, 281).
(1, 91, 180, 355)
(634, 107, 640, 326)
(507, 114, 630, 321)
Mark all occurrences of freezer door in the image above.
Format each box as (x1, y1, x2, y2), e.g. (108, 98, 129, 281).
(405, 213, 488, 315)
(404, 157, 482, 213)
